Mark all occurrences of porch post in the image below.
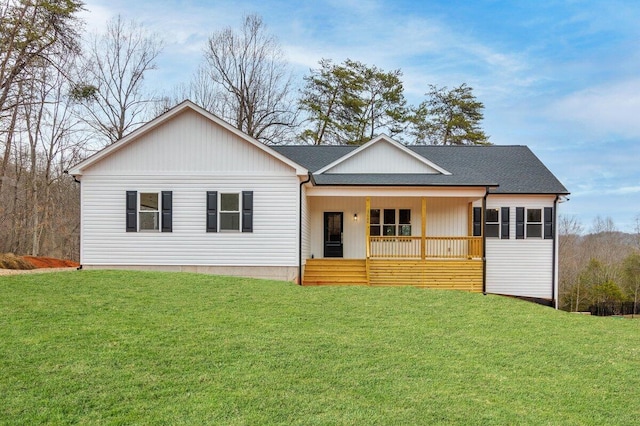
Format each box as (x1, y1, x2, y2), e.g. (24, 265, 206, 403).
(365, 197, 371, 285)
(365, 197, 371, 259)
(421, 197, 426, 260)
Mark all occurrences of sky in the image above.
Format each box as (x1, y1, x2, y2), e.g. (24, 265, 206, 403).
(79, 0, 640, 233)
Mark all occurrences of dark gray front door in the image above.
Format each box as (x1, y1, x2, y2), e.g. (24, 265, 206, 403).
(324, 212, 343, 258)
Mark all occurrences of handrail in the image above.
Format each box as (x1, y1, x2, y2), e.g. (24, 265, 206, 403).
(368, 236, 483, 259)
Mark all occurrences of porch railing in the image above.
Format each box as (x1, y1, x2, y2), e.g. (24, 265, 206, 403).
(368, 236, 483, 259)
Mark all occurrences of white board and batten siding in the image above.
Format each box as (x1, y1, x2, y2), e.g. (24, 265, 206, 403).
(78, 108, 301, 277)
(83, 109, 294, 175)
(482, 195, 557, 299)
(325, 140, 441, 174)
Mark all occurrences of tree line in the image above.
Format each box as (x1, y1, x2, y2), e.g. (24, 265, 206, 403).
(0, 6, 490, 259)
(559, 216, 640, 314)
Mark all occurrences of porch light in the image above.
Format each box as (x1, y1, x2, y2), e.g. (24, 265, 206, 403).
(353, 213, 358, 221)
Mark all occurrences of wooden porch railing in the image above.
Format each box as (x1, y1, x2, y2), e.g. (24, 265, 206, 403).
(368, 236, 483, 259)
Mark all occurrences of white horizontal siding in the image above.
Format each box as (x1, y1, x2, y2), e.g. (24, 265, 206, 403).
(483, 194, 557, 299)
(80, 175, 299, 267)
(84, 109, 294, 175)
(326, 140, 440, 174)
(486, 240, 553, 298)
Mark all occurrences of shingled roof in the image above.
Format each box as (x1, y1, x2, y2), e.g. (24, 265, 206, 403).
(272, 145, 569, 194)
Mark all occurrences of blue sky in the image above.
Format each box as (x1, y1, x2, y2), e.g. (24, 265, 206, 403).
(81, 0, 640, 232)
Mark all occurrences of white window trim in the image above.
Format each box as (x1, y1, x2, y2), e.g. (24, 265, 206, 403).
(219, 192, 241, 232)
(526, 208, 543, 238)
(485, 208, 500, 238)
(139, 191, 161, 232)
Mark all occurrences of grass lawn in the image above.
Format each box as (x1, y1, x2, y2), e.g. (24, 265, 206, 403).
(1, 270, 639, 425)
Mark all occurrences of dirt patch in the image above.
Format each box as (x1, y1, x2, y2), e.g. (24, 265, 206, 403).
(0, 253, 79, 271)
(22, 256, 80, 269)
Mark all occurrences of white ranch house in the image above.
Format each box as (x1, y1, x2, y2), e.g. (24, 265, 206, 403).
(67, 101, 569, 306)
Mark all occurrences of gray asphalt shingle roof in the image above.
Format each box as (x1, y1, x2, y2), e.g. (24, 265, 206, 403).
(272, 145, 569, 194)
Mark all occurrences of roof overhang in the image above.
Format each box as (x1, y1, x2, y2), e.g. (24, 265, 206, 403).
(306, 185, 490, 198)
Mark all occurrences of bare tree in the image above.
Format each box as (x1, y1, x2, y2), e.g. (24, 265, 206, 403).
(0, 0, 83, 115)
(558, 215, 584, 311)
(634, 213, 640, 250)
(0, 0, 83, 193)
(622, 252, 640, 317)
(72, 15, 163, 145)
(203, 14, 297, 144)
(1, 50, 85, 257)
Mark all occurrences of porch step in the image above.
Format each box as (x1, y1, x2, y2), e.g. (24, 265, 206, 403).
(303, 259, 367, 286)
(369, 259, 483, 291)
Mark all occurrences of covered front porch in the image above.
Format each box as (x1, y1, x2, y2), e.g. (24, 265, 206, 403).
(302, 188, 486, 291)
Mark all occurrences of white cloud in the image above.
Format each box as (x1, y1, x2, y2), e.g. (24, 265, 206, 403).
(548, 78, 640, 139)
(605, 186, 640, 195)
(78, 2, 114, 34)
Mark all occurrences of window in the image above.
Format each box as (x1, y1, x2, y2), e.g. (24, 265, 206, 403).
(220, 193, 240, 231)
(369, 208, 411, 236)
(474, 207, 509, 238)
(206, 191, 253, 233)
(527, 208, 542, 238)
(370, 209, 381, 236)
(516, 207, 548, 239)
(125, 191, 172, 233)
(139, 193, 159, 231)
(383, 209, 396, 236)
(485, 208, 499, 238)
(399, 209, 411, 236)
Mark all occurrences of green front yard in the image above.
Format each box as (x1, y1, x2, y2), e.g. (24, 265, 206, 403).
(1, 270, 638, 424)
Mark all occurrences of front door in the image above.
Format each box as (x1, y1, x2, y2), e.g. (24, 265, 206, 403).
(324, 212, 343, 258)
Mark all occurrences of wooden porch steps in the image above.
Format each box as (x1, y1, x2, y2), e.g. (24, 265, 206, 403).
(303, 259, 367, 286)
(303, 258, 483, 291)
(368, 259, 483, 291)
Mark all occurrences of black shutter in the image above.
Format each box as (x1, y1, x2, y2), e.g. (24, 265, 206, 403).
(472, 207, 482, 236)
(544, 207, 553, 239)
(161, 191, 172, 232)
(206, 191, 217, 232)
(242, 191, 253, 233)
(126, 191, 137, 232)
(516, 207, 525, 239)
(501, 207, 510, 239)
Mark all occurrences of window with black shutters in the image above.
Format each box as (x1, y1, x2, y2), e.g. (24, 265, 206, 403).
(207, 191, 253, 233)
(127, 191, 172, 232)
